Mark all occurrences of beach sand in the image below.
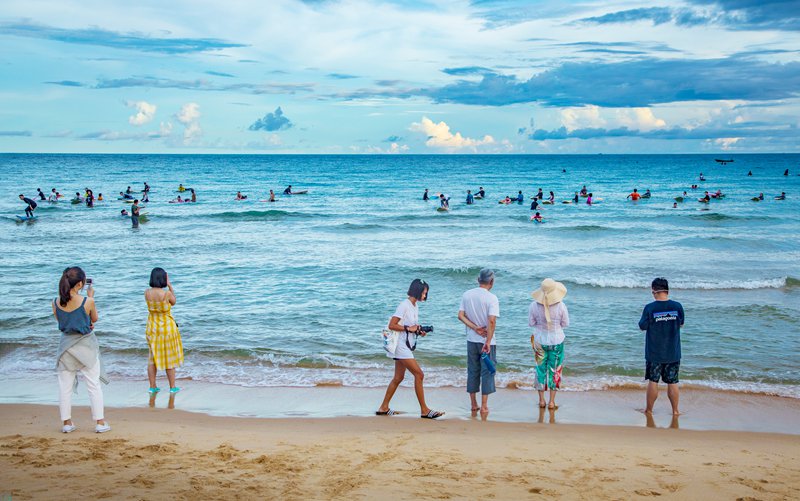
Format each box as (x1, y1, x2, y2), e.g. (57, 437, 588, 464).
(1, 403, 799, 500)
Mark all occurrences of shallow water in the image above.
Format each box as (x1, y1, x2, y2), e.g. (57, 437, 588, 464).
(1, 154, 798, 396)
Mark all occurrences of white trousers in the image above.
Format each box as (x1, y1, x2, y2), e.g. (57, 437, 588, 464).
(57, 357, 105, 421)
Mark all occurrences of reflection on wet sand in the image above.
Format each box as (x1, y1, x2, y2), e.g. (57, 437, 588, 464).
(645, 412, 680, 429)
(147, 391, 177, 410)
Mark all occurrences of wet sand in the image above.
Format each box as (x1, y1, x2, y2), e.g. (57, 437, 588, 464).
(1, 403, 799, 500)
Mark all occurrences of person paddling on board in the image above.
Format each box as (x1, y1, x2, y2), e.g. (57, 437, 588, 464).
(423, 189, 429, 201)
(120, 191, 133, 200)
(19, 194, 37, 218)
(235, 191, 247, 200)
(283, 185, 293, 195)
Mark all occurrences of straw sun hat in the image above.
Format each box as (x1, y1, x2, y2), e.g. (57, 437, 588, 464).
(531, 278, 567, 324)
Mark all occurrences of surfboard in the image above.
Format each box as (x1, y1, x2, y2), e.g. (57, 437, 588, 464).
(674, 197, 684, 202)
(751, 197, 762, 201)
(542, 200, 554, 205)
(699, 198, 710, 203)
(562, 200, 572, 204)
(288, 190, 308, 195)
(16, 215, 37, 221)
(436, 207, 449, 212)
(474, 196, 483, 200)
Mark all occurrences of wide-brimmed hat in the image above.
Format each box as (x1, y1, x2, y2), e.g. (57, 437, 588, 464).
(531, 278, 567, 305)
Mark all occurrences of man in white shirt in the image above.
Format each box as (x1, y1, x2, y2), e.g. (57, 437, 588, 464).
(458, 268, 499, 418)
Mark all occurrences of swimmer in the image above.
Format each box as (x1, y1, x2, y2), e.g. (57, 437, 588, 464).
(747, 171, 752, 176)
(627, 188, 641, 201)
(784, 169, 789, 176)
(642, 189, 652, 199)
(178, 184, 186, 192)
(530, 198, 539, 210)
(423, 188, 429, 201)
(120, 209, 129, 217)
(517, 190, 524, 203)
(699, 173, 706, 181)
(119, 191, 133, 200)
(672, 203, 678, 208)
(98, 193, 103, 201)
(531, 212, 543, 223)
(126, 186, 133, 194)
(466, 190, 474, 205)
(503, 196, 512, 205)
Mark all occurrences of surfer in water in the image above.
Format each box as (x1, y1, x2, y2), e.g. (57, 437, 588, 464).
(573, 192, 579, 203)
(776, 192, 786, 200)
(268, 190, 276, 202)
(19, 194, 37, 218)
(536, 188, 544, 200)
(580, 186, 588, 196)
(37, 188, 46, 201)
(547, 191, 555, 203)
(586, 193, 593, 205)
(642, 189, 652, 199)
(283, 185, 293, 195)
(423, 189, 429, 201)
(439, 193, 450, 210)
(235, 191, 248, 200)
(531, 198, 539, 210)
(477, 187, 485, 198)
(190, 189, 196, 202)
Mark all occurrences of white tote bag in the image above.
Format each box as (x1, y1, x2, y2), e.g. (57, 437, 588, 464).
(382, 327, 399, 355)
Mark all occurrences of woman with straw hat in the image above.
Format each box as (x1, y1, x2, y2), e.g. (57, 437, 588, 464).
(529, 278, 570, 409)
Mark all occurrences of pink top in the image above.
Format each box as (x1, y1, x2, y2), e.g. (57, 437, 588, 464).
(528, 301, 569, 346)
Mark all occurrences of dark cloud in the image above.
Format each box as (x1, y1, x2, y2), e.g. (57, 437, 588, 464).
(45, 80, 85, 87)
(374, 80, 402, 87)
(528, 123, 799, 141)
(0, 130, 32, 136)
(442, 66, 494, 76)
(327, 73, 358, 79)
(92, 76, 314, 94)
(422, 58, 800, 107)
(0, 21, 247, 53)
(579, 1, 800, 31)
(249, 107, 293, 132)
(205, 71, 235, 78)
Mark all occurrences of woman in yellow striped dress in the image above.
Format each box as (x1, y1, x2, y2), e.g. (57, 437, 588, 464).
(145, 267, 184, 394)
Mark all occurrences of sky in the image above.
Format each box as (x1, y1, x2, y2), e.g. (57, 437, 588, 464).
(1, 0, 799, 154)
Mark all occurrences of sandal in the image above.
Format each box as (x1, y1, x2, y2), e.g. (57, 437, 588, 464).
(375, 409, 398, 416)
(148, 387, 161, 394)
(421, 410, 445, 419)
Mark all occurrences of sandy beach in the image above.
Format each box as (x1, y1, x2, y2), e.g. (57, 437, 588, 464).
(1, 402, 799, 500)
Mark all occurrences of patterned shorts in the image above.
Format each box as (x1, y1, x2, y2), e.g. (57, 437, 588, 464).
(645, 361, 680, 384)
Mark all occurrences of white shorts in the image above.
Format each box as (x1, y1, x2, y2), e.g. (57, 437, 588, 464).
(387, 332, 416, 360)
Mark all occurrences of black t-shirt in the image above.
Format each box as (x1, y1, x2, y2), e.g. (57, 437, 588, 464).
(132, 205, 140, 217)
(23, 197, 37, 208)
(639, 299, 684, 363)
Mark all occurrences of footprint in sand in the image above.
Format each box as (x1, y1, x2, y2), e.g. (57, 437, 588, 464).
(634, 489, 662, 496)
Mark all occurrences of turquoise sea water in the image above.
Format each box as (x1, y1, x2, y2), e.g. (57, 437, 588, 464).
(1, 154, 798, 397)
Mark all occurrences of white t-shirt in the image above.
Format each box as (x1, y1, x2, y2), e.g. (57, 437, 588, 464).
(459, 287, 500, 345)
(388, 298, 419, 359)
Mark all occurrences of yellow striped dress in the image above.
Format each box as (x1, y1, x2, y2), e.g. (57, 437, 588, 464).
(146, 298, 184, 370)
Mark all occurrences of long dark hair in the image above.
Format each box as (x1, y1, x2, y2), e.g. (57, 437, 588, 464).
(59, 267, 85, 307)
(149, 267, 168, 288)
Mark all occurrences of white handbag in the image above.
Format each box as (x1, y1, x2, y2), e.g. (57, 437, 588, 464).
(382, 328, 399, 355)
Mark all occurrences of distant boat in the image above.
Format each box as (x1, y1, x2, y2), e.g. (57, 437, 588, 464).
(714, 159, 734, 164)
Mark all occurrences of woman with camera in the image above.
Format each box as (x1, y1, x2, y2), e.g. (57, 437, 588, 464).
(376, 279, 444, 419)
(145, 268, 184, 394)
(53, 266, 110, 433)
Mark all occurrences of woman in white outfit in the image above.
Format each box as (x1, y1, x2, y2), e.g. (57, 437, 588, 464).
(376, 279, 444, 419)
(53, 266, 110, 433)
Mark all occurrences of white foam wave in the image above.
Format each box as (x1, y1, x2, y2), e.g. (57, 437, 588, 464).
(566, 276, 791, 290)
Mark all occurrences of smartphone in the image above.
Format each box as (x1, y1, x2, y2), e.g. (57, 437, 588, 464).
(86, 278, 93, 288)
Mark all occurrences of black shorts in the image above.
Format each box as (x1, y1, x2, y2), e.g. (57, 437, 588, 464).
(645, 361, 680, 384)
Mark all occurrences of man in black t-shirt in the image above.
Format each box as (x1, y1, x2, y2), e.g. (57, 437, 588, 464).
(638, 277, 684, 415)
(19, 194, 37, 217)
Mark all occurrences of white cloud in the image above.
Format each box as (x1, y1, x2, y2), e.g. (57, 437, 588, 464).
(616, 108, 666, 131)
(410, 117, 494, 152)
(714, 137, 741, 149)
(561, 105, 605, 131)
(174, 103, 201, 143)
(126, 100, 157, 125)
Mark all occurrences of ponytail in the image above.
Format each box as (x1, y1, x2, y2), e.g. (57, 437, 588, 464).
(59, 267, 85, 307)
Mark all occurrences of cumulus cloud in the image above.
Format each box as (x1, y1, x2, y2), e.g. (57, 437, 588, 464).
(249, 107, 293, 132)
(561, 106, 606, 131)
(175, 103, 201, 143)
(127, 100, 157, 125)
(409, 117, 494, 152)
(615, 108, 667, 131)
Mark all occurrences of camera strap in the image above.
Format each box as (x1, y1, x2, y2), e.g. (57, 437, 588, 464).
(404, 327, 417, 352)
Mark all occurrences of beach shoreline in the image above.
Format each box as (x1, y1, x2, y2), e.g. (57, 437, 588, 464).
(1, 402, 798, 500)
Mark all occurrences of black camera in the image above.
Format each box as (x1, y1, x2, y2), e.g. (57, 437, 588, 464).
(419, 325, 434, 333)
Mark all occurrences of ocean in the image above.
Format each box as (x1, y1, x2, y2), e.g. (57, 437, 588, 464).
(1, 153, 798, 398)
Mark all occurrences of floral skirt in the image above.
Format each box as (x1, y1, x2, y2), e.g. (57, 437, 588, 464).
(532, 337, 564, 391)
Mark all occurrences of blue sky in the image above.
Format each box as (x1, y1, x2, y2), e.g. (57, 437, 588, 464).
(1, 0, 799, 153)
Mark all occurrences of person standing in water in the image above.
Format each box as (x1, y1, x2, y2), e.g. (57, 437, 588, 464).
(131, 199, 140, 228)
(423, 188, 429, 201)
(466, 190, 474, 205)
(145, 268, 184, 394)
